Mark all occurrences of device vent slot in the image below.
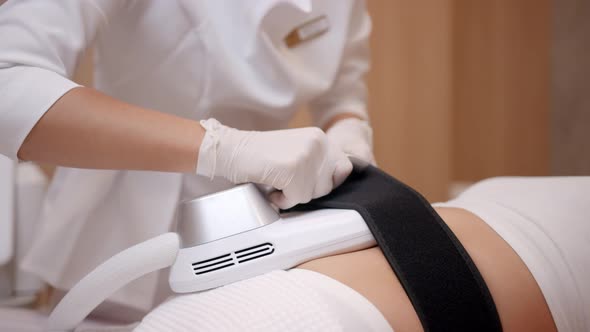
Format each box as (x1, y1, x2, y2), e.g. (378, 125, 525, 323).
(194, 257, 233, 270)
(192, 253, 231, 266)
(194, 262, 235, 275)
(192, 253, 234, 275)
(235, 243, 274, 264)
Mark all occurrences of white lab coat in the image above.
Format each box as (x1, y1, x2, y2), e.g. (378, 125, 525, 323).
(0, 0, 371, 314)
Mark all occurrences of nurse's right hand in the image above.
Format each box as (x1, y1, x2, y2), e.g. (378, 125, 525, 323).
(196, 119, 353, 209)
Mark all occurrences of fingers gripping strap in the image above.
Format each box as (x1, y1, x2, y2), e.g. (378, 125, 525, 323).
(47, 233, 180, 331)
(289, 166, 502, 332)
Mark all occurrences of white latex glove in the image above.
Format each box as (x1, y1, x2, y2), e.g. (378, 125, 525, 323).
(196, 119, 353, 209)
(326, 118, 376, 166)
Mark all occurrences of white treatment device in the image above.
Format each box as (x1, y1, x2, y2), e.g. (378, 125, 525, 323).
(48, 183, 375, 331)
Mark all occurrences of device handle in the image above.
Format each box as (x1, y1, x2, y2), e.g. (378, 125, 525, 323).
(47, 232, 180, 331)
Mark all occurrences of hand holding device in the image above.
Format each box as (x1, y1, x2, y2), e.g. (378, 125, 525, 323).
(196, 119, 353, 209)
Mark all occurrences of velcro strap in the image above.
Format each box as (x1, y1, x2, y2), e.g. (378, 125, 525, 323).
(288, 166, 502, 332)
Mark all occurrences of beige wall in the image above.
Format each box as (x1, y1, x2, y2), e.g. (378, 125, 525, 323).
(552, 0, 590, 175)
(363, 0, 550, 201)
(452, 0, 550, 181)
(366, 0, 453, 202)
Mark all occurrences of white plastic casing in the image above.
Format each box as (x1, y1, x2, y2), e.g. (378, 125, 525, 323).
(169, 208, 375, 293)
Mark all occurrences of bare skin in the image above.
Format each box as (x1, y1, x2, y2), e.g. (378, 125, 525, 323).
(17, 86, 360, 174)
(298, 207, 557, 332)
(18, 87, 205, 173)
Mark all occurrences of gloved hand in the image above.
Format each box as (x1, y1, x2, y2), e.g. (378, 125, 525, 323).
(196, 119, 353, 209)
(326, 118, 376, 166)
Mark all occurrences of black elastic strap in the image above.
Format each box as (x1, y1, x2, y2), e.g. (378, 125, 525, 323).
(288, 166, 502, 332)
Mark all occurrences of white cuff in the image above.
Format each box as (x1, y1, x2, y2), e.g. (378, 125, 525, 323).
(0, 66, 80, 160)
(195, 119, 222, 179)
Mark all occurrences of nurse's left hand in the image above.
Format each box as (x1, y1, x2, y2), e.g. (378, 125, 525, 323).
(326, 118, 376, 166)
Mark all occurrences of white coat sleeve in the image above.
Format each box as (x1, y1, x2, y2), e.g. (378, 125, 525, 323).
(308, 0, 372, 128)
(0, 0, 120, 160)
